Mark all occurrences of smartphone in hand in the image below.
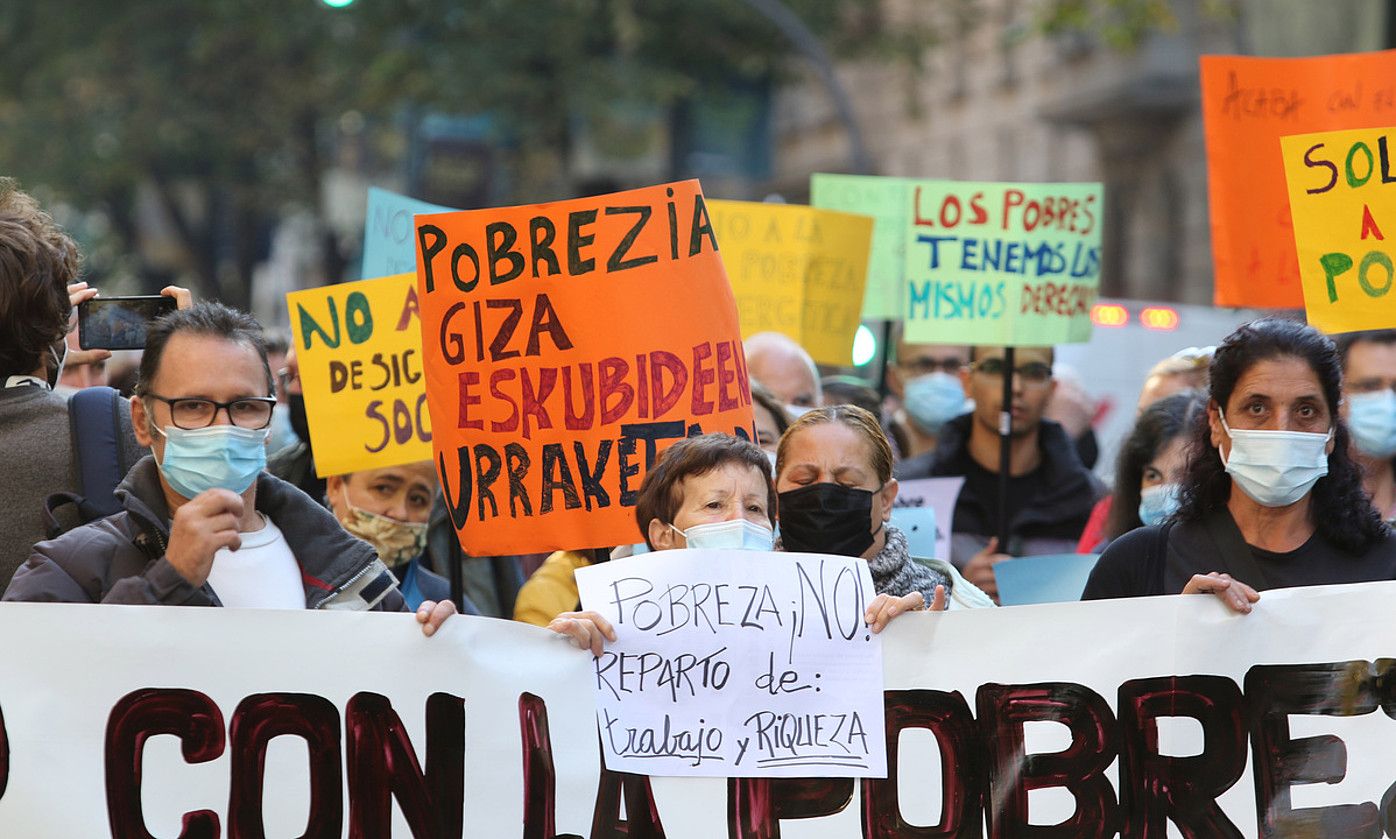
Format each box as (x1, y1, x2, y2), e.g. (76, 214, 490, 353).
(77, 295, 178, 351)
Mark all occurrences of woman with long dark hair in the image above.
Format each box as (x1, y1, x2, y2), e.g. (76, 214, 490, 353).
(1083, 318, 1396, 610)
(1089, 390, 1207, 550)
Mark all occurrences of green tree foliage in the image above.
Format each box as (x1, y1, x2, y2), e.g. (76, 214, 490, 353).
(0, 0, 902, 305)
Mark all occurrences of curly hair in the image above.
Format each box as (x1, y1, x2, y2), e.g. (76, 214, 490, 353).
(1174, 318, 1387, 553)
(1105, 390, 1206, 540)
(0, 179, 82, 378)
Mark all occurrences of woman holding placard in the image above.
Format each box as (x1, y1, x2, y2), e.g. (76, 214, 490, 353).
(772, 405, 992, 613)
(1083, 319, 1396, 608)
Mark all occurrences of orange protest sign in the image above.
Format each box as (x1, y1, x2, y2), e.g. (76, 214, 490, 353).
(1201, 50, 1396, 308)
(415, 181, 755, 555)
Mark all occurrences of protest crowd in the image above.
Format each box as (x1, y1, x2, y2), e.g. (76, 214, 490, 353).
(11, 34, 1396, 832)
(6, 163, 1396, 636)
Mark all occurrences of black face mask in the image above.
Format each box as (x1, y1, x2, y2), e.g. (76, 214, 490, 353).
(288, 392, 311, 447)
(778, 483, 878, 557)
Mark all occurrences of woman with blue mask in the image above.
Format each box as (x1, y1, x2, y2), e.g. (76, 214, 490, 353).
(1084, 319, 1396, 611)
(1077, 391, 1205, 552)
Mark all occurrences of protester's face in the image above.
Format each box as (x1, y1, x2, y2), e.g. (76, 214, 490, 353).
(1142, 435, 1190, 491)
(889, 341, 968, 398)
(131, 334, 272, 458)
(1341, 340, 1396, 416)
(58, 329, 107, 389)
(328, 462, 438, 525)
(775, 423, 898, 548)
(966, 346, 1055, 436)
(1208, 356, 1334, 458)
(749, 355, 818, 408)
(751, 402, 782, 453)
(648, 462, 772, 550)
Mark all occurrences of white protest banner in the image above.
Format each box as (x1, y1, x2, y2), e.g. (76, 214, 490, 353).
(574, 549, 887, 778)
(9, 584, 1396, 835)
(361, 187, 455, 279)
(892, 476, 963, 561)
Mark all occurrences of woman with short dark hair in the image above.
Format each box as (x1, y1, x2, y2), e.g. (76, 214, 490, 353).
(1083, 318, 1396, 609)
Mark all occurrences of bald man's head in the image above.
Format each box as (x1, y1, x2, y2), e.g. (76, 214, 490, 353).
(744, 332, 821, 408)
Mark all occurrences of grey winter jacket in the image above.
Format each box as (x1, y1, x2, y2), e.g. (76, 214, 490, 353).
(4, 456, 405, 611)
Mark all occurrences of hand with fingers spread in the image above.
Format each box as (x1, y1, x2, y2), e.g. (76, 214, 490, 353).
(415, 599, 457, 637)
(164, 488, 246, 588)
(964, 537, 1010, 603)
(1181, 572, 1261, 614)
(548, 610, 616, 656)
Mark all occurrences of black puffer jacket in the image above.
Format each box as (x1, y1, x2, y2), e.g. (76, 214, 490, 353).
(5, 456, 404, 610)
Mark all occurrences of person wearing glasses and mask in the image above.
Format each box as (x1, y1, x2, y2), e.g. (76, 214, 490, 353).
(882, 326, 971, 463)
(6, 303, 456, 635)
(1335, 330, 1396, 522)
(896, 345, 1103, 602)
(1083, 319, 1396, 610)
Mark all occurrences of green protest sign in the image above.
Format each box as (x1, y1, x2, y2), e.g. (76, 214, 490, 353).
(810, 173, 914, 320)
(902, 180, 1102, 346)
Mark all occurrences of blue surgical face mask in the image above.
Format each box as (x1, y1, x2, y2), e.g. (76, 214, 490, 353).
(1218, 408, 1331, 508)
(1347, 390, 1396, 459)
(154, 424, 269, 499)
(904, 372, 967, 434)
(1137, 483, 1181, 527)
(672, 519, 775, 552)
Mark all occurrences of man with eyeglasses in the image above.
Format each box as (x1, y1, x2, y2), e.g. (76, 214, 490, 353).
(6, 303, 456, 634)
(895, 345, 1102, 601)
(882, 326, 971, 462)
(1336, 330, 1396, 522)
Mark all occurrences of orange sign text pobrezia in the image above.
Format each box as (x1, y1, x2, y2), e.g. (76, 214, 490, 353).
(415, 180, 755, 555)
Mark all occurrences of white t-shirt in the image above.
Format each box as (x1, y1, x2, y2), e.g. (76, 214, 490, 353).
(206, 515, 306, 609)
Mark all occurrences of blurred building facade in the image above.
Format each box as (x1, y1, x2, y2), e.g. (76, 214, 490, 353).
(767, 0, 1392, 304)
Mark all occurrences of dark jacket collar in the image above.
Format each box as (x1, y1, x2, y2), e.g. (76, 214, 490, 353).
(914, 412, 1101, 528)
(114, 456, 379, 595)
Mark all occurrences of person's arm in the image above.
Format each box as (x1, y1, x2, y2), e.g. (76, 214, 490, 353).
(513, 551, 589, 627)
(5, 530, 211, 606)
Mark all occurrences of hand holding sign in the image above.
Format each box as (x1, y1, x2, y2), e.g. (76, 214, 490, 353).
(576, 549, 888, 779)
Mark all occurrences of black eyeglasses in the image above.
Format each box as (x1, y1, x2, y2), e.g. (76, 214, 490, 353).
(899, 357, 966, 376)
(971, 358, 1054, 385)
(144, 394, 277, 430)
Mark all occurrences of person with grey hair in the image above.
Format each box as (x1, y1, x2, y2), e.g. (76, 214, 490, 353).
(744, 331, 822, 411)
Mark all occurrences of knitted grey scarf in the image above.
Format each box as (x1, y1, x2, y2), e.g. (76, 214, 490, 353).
(867, 525, 952, 602)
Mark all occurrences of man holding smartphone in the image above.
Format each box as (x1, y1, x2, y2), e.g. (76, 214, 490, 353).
(6, 302, 455, 636)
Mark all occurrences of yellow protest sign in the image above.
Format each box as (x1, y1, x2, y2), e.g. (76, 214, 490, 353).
(1282, 126, 1396, 333)
(286, 273, 431, 476)
(706, 200, 873, 366)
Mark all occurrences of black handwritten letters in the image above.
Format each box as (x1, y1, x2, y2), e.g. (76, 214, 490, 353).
(578, 551, 887, 778)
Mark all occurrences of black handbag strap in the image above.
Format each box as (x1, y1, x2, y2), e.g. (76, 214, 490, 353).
(1199, 510, 1272, 590)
